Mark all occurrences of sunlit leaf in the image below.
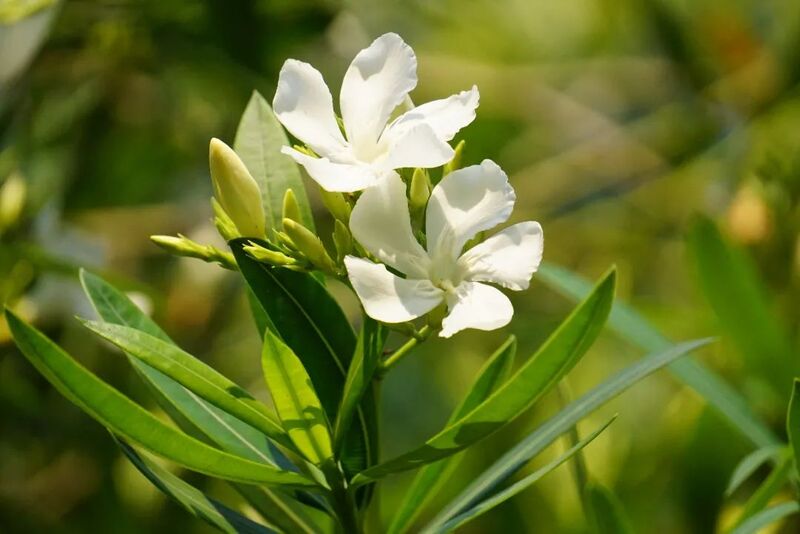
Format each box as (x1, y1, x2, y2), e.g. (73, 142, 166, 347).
(6, 309, 317, 489)
(351, 269, 616, 487)
(388, 336, 516, 534)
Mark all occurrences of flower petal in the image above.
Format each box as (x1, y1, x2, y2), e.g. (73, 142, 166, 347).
(458, 222, 543, 290)
(379, 122, 454, 171)
(273, 60, 348, 157)
(349, 172, 430, 277)
(388, 85, 479, 142)
(440, 282, 513, 338)
(340, 33, 417, 149)
(345, 256, 443, 323)
(281, 147, 378, 193)
(426, 160, 516, 263)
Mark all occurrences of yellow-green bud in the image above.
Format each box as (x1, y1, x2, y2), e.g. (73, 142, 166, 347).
(282, 188, 302, 223)
(150, 234, 236, 270)
(243, 242, 298, 266)
(211, 197, 239, 241)
(282, 218, 337, 274)
(0, 171, 26, 233)
(209, 138, 265, 238)
(442, 140, 465, 177)
(409, 168, 431, 214)
(332, 219, 353, 262)
(319, 189, 351, 223)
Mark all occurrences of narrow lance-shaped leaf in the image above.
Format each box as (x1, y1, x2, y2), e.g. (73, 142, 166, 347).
(81, 320, 294, 452)
(537, 262, 778, 449)
(426, 417, 616, 534)
(262, 329, 334, 467)
(428, 338, 711, 529)
(584, 483, 635, 534)
(351, 269, 616, 487)
(6, 310, 317, 489)
(116, 438, 275, 534)
(729, 502, 800, 534)
(234, 90, 314, 231)
(388, 336, 516, 534)
(725, 445, 783, 497)
(788, 379, 800, 480)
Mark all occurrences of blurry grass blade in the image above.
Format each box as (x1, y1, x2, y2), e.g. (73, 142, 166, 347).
(334, 318, 387, 454)
(262, 329, 334, 466)
(352, 269, 616, 487)
(725, 445, 783, 496)
(5, 310, 317, 489)
(427, 417, 615, 533)
(116, 438, 275, 534)
(729, 502, 800, 534)
(428, 338, 710, 528)
(80, 320, 293, 451)
(388, 336, 516, 534)
(687, 216, 794, 394)
(537, 262, 778, 448)
(234, 91, 314, 231)
(789, 379, 800, 479)
(585, 483, 635, 534)
(731, 449, 793, 528)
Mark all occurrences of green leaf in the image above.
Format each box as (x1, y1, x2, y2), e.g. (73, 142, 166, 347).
(334, 318, 387, 454)
(388, 336, 516, 534)
(262, 329, 334, 467)
(585, 483, 635, 534)
(537, 262, 778, 449)
(80, 320, 294, 452)
(725, 445, 783, 497)
(428, 338, 711, 528)
(116, 438, 275, 534)
(729, 502, 800, 534)
(731, 449, 794, 530)
(687, 216, 794, 393)
(789, 379, 800, 479)
(79, 270, 324, 529)
(231, 240, 375, 482)
(6, 309, 317, 489)
(234, 90, 314, 232)
(427, 417, 616, 533)
(351, 269, 616, 487)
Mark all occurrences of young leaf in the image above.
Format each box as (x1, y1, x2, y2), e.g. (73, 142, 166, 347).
(725, 445, 783, 497)
(81, 320, 293, 451)
(231, 240, 375, 481)
(585, 483, 635, 534)
(428, 338, 710, 528)
(351, 269, 616, 487)
(427, 417, 616, 533)
(262, 329, 334, 467)
(334, 318, 387, 453)
(729, 502, 800, 534)
(537, 262, 778, 449)
(234, 90, 314, 232)
(116, 438, 276, 534)
(388, 336, 516, 534)
(6, 310, 316, 489)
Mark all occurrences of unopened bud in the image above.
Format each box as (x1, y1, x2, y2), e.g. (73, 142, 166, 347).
(319, 189, 351, 223)
(209, 138, 265, 238)
(282, 189, 302, 223)
(442, 140, 465, 177)
(0, 171, 26, 233)
(151, 234, 236, 270)
(332, 220, 353, 262)
(244, 242, 298, 266)
(409, 168, 431, 214)
(282, 218, 337, 274)
(212, 198, 240, 241)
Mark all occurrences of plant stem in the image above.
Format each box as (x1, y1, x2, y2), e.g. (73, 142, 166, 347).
(326, 469, 361, 534)
(378, 325, 432, 375)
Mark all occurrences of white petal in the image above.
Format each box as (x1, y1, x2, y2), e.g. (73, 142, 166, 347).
(349, 172, 430, 277)
(426, 160, 516, 264)
(379, 122, 454, 171)
(345, 256, 443, 323)
(340, 33, 417, 149)
(388, 85, 479, 142)
(458, 222, 544, 291)
(273, 60, 348, 157)
(281, 147, 378, 193)
(440, 282, 513, 338)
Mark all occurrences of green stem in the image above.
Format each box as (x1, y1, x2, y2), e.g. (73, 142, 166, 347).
(378, 325, 432, 375)
(326, 467, 361, 534)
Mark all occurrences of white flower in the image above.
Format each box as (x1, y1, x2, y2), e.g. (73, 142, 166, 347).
(344, 161, 543, 338)
(273, 33, 479, 193)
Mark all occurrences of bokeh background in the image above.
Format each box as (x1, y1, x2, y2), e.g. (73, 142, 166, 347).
(2, 0, 800, 532)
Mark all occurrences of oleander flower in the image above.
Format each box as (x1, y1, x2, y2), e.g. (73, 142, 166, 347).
(344, 161, 543, 338)
(273, 32, 479, 192)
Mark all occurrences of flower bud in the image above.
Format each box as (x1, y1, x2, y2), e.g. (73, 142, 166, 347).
(282, 218, 337, 274)
(409, 168, 431, 214)
(282, 188, 302, 223)
(332, 219, 353, 262)
(442, 140, 465, 177)
(319, 188, 351, 223)
(211, 198, 240, 241)
(209, 138, 265, 238)
(0, 171, 26, 233)
(243, 242, 298, 266)
(150, 234, 236, 269)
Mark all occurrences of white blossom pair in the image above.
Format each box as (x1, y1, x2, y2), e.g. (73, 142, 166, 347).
(273, 33, 543, 337)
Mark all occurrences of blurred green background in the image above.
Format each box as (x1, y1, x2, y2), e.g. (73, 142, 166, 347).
(2, 0, 800, 532)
